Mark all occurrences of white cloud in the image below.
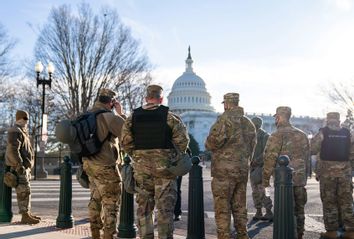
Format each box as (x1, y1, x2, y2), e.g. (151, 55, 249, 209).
(327, 0, 354, 11)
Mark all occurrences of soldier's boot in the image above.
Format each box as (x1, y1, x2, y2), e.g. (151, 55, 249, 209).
(236, 232, 250, 239)
(261, 208, 273, 221)
(236, 226, 249, 239)
(320, 231, 338, 239)
(297, 232, 303, 239)
(252, 208, 263, 221)
(91, 229, 100, 239)
(29, 212, 41, 220)
(103, 232, 114, 239)
(343, 231, 354, 239)
(21, 212, 40, 224)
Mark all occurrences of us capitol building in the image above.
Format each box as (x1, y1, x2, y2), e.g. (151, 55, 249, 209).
(167, 47, 323, 151)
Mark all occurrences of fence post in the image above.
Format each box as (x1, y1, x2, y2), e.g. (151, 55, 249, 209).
(56, 155, 74, 228)
(0, 156, 12, 222)
(273, 155, 295, 239)
(118, 155, 137, 238)
(187, 156, 205, 239)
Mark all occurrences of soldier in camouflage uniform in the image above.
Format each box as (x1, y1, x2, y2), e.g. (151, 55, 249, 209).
(5, 110, 41, 224)
(82, 88, 126, 239)
(311, 112, 354, 239)
(263, 106, 309, 239)
(121, 85, 189, 239)
(250, 116, 273, 221)
(205, 93, 256, 239)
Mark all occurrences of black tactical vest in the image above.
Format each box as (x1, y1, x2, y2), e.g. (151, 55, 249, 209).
(132, 105, 173, 150)
(320, 126, 351, 162)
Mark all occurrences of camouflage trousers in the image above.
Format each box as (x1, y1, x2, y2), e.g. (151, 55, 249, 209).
(293, 186, 307, 235)
(320, 176, 354, 231)
(250, 180, 272, 210)
(134, 171, 177, 239)
(83, 162, 121, 236)
(12, 167, 31, 214)
(211, 176, 248, 239)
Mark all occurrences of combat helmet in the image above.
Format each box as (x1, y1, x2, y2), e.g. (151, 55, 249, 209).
(76, 165, 89, 189)
(167, 151, 192, 176)
(55, 120, 77, 144)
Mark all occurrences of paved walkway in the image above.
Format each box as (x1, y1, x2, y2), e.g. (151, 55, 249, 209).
(0, 215, 323, 239)
(0, 216, 215, 239)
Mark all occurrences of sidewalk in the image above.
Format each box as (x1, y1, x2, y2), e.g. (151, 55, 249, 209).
(0, 215, 216, 239)
(0, 214, 322, 239)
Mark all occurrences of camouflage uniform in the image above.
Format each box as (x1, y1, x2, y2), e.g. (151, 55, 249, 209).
(121, 85, 189, 239)
(250, 117, 273, 216)
(5, 110, 35, 216)
(263, 106, 309, 238)
(205, 93, 256, 239)
(83, 89, 125, 239)
(311, 112, 354, 234)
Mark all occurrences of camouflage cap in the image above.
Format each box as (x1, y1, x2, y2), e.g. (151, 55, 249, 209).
(146, 84, 163, 98)
(273, 106, 292, 118)
(222, 93, 239, 104)
(16, 110, 29, 121)
(251, 116, 263, 129)
(99, 88, 116, 99)
(326, 112, 340, 121)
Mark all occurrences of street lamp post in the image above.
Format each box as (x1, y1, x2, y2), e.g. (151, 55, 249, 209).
(35, 61, 55, 179)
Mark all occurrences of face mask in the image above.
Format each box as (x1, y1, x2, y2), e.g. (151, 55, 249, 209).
(16, 119, 28, 128)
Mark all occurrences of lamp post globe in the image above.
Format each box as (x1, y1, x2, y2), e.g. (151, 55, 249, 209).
(34, 61, 54, 179)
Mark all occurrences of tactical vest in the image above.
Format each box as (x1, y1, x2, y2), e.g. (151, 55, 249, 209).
(320, 126, 351, 162)
(132, 105, 173, 150)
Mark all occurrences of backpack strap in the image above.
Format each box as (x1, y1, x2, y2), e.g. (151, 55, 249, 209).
(94, 109, 112, 144)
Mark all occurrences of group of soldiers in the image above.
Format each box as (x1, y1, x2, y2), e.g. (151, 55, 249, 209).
(206, 93, 354, 239)
(3, 84, 354, 239)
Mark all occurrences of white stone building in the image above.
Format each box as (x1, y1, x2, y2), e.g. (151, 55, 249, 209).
(167, 47, 218, 150)
(168, 47, 324, 151)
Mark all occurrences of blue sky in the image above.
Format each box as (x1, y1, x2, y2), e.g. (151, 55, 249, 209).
(1, 0, 354, 118)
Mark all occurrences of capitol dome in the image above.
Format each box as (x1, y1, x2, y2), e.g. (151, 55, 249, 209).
(167, 47, 214, 114)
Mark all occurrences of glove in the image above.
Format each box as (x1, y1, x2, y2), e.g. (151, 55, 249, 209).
(262, 179, 270, 188)
(16, 165, 26, 175)
(250, 160, 257, 168)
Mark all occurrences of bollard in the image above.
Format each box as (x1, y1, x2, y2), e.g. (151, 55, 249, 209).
(56, 156, 74, 228)
(273, 155, 295, 239)
(0, 156, 13, 222)
(118, 155, 137, 238)
(187, 156, 205, 239)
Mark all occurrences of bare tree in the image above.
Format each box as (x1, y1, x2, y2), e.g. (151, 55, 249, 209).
(0, 23, 16, 82)
(327, 81, 354, 113)
(34, 3, 151, 118)
(117, 73, 153, 113)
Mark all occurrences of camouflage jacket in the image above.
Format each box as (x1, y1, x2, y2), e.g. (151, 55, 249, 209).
(205, 106, 256, 179)
(5, 124, 34, 169)
(263, 121, 309, 186)
(121, 103, 189, 178)
(311, 127, 353, 178)
(251, 128, 269, 169)
(83, 101, 126, 168)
